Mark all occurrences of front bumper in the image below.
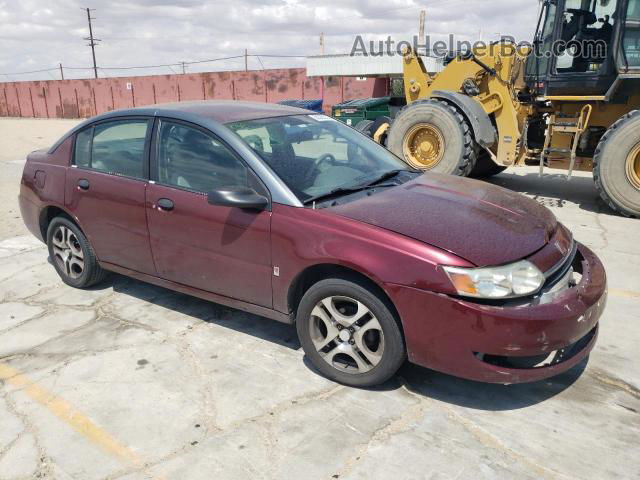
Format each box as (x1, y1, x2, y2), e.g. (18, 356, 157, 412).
(387, 242, 607, 384)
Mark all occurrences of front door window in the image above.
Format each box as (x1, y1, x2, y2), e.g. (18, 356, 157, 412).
(156, 121, 248, 193)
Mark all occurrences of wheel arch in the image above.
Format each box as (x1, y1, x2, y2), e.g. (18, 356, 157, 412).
(39, 205, 82, 241)
(430, 90, 497, 149)
(287, 263, 403, 332)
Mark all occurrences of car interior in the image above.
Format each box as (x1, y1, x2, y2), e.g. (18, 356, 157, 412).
(557, 0, 619, 73)
(157, 123, 248, 193)
(231, 119, 376, 200)
(91, 140, 145, 178)
(87, 121, 148, 178)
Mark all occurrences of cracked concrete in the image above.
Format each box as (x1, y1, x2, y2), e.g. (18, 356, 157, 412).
(0, 118, 639, 480)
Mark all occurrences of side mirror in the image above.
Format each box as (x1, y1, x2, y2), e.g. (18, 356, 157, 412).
(207, 186, 269, 211)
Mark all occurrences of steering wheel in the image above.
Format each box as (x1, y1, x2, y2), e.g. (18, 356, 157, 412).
(298, 154, 335, 188)
(315, 153, 337, 169)
(244, 135, 264, 153)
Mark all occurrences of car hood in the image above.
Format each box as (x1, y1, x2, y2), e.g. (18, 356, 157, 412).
(330, 173, 557, 266)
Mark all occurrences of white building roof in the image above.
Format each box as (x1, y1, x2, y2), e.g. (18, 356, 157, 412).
(306, 54, 443, 77)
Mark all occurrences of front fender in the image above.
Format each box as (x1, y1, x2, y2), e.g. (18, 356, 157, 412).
(431, 90, 496, 149)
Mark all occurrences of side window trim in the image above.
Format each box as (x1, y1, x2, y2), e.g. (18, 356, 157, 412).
(88, 125, 95, 168)
(72, 125, 94, 168)
(71, 116, 153, 181)
(150, 117, 272, 204)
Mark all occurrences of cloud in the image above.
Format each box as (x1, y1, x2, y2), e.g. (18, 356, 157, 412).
(0, 0, 539, 81)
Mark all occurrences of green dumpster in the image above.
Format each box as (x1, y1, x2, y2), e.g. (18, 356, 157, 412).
(331, 97, 392, 128)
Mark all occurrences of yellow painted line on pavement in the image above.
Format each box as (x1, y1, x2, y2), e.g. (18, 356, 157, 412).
(0, 363, 163, 478)
(609, 288, 640, 299)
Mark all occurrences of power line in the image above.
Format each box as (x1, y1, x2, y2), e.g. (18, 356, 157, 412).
(94, 55, 244, 71)
(0, 67, 59, 75)
(182, 55, 245, 66)
(250, 54, 307, 58)
(0, 53, 307, 78)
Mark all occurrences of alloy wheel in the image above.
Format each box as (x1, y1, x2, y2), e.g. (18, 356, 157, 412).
(51, 225, 85, 279)
(309, 296, 385, 374)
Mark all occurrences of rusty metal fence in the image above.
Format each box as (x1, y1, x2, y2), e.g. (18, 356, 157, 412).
(0, 68, 388, 119)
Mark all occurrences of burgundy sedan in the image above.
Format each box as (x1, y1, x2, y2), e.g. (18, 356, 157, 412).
(19, 101, 607, 387)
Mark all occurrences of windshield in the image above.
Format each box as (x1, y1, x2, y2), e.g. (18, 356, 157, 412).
(228, 114, 414, 203)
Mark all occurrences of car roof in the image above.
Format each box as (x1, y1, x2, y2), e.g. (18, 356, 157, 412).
(110, 100, 311, 124)
(48, 100, 317, 155)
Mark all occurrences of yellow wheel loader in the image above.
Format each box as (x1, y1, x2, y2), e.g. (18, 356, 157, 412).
(377, 0, 640, 217)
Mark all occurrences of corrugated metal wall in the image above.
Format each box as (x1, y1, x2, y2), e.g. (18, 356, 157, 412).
(0, 68, 389, 119)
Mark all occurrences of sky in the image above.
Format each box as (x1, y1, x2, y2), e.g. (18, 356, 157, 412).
(0, 0, 541, 82)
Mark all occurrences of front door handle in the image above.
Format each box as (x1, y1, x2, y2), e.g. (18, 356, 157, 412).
(157, 198, 174, 211)
(78, 179, 90, 190)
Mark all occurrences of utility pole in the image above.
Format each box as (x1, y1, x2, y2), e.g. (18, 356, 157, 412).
(83, 8, 100, 78)
(244, 49, 248, 71)
(419, 10, 426, 39)
(59, 63, 64, 80)
(320, 32, 325, 55)
(181, 61, 186, 74)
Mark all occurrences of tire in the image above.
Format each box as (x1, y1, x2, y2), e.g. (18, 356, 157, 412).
(354, 119, 374, 136)
(296, 278, 406, 387)
(386, 99, 476, 176)
(593, 110, 640, 217)
(469, 150, 507, 178)
(369, 116, 392, 146)
(46, 216, 107, 288)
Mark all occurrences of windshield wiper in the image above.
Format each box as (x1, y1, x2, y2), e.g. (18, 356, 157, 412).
(303, 185, 367, 206)
(302, 170, 408, 206)
(362, 169, 406, 187)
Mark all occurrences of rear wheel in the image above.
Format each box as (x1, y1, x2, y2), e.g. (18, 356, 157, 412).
(46, 216, 107, 288)
(593, 110, 640, 217)
(296, 278, 405, 387)
(386, 99, 476, 176)
(354, 119, 374, 135)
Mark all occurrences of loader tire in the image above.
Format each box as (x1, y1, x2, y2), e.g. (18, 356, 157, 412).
(387, 99, 476, 176)
(593, 110, 640, 217)
(469, 151, 507, 178)
(354, 119, 374, 136)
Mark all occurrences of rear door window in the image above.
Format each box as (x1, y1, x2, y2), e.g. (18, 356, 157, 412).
(74, 119, 150, 179)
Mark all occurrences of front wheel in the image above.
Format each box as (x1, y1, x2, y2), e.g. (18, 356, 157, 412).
(296, 278, 406, 387)
(386, 99, 476, 176)
(593, 110, 640, 217)
(469, 151, 507, 178)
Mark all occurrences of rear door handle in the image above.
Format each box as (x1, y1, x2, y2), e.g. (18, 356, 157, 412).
(157, 198, 174, 211)
(78, 179, 90, 190)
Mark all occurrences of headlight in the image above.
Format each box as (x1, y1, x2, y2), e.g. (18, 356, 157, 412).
(443, 260, 545, 299)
